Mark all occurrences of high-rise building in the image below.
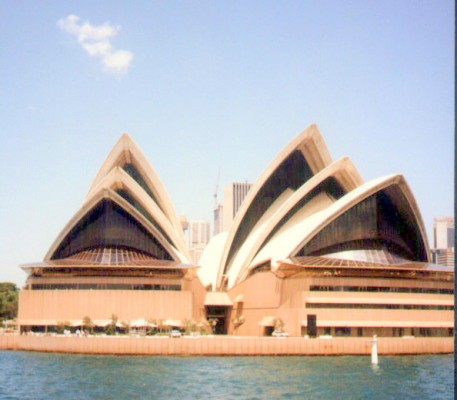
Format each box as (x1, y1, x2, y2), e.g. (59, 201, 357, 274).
(222, 182, 252, 231)
(433, 249, 454, 267)
(188, 220, 210, 263)
(433, 217, 454, 249)
(431, 217, 454, 267)
(213, 203, 223, 236)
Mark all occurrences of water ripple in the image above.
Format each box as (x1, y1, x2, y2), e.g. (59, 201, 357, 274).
(0, 352, 453, 400)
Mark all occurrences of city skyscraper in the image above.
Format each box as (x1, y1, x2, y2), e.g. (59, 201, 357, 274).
(188, 220, 210, 263)
(431, 217, 454, 267)
(213, 203, 223, 236)
(222, 182, 252, 231)
(433, 217, 454, 249)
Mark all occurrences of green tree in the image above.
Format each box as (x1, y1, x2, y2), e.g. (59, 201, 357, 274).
(56, 321, 71, 334)
(0, 282, 18, 321)
(82, 316, 94, 334)
(183, 318, 197, 335)
(104, 314, 118, 335)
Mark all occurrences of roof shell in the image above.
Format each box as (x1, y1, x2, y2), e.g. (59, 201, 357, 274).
(44, 133, 189, 264)
(249, 174, 430, 269)
(88, 133, 185, 240)
(217, 124, 332, 287)
(227, 157, 363, 288)
(86, 166, 189, 258)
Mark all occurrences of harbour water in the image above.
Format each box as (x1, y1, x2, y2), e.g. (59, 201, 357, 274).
(0, 352, 453, 399)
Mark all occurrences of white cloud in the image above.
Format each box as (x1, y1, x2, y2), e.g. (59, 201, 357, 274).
(82, 40, 112, 57)
(101, 50, 134, 76)
(58, 15, 133, 77)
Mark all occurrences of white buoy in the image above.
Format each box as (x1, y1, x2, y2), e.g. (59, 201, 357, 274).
(371, 334, 378, 365)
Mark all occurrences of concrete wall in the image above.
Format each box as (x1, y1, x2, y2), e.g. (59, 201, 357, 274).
(0, 335, 453, 355)
(19, 289, 198, 323)
(0, 335, 17, 350)
(227, 272, 454, 337)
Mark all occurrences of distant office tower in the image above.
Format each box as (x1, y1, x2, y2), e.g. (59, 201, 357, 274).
(188, 220, 210, 264)
(431, 217, 454, 267)
(213, 203, 223, 236)
(433, 217, 454, 249)
(222, 182, 252, 231)
(433, 249, 454, 267)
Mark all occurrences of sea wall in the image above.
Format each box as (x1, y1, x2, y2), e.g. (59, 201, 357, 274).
(0, 335, 453, 355)
(0, 335, 18, 350)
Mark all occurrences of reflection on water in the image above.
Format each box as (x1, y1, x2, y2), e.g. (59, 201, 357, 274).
(370, 363, 381, 374)
(0, 352, 453, 400)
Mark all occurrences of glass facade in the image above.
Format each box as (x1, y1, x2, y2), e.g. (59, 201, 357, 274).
(298, 187, 428, 261)
(306, 303, 453, 310)
(30, 283, 181, 291)
(123, 163, 159, 206)
(115, 188, 175, 247)
(51, 199, 173, 260)
(309, 285, 454, 295)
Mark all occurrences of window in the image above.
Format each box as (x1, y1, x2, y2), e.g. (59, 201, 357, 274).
(335, 327, 351, 337)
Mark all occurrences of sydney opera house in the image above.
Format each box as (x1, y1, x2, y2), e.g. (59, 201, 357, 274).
(18, 125, 454, 339)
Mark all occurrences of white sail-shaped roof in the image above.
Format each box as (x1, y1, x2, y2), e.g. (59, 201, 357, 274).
(217, 124, 332, 288)
(86, 166, 189, 259)
(227, 157, 363, 287)
(45, 133, 190, 263)
(197, 232, 229, 290)
(214, 125, 430, 289)
(42, 126, 430, 289)
(88, 133, 185, 240)
(249, 174, 430, 271)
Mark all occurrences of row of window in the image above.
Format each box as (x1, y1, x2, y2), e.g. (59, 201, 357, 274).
(309, 285, 453, 295)
(313, 327, 454, 338)
(306, 303, 454, 310)
(30, 284, 181, 291)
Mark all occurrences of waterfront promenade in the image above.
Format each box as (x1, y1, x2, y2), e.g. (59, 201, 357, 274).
(0, 334, 453, 355)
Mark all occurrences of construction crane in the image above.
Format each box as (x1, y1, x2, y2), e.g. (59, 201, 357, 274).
(214, 167, 221, 209)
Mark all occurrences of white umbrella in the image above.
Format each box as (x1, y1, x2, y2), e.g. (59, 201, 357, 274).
(164, 319, 183, 328)
(130, 319, 156, 328)
(93, 320, 111, 327)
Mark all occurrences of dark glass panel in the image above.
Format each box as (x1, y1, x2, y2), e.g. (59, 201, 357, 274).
(379, 186, 428, 260)
(306, 303, 454, 311)
(309, 285, 454, 295)
(123, 163, 161, 208)
(115, 189, 175, 247)
(51, 199, 173, 260)
(31, 283, 181, 291)
(298, 186, 428, 262)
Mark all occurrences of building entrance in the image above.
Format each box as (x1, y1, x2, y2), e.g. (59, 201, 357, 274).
(307, 314, 317, 338)
(205, 306, 230, 334)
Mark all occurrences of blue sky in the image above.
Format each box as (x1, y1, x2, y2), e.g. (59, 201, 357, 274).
(0, 1, 453, 285)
